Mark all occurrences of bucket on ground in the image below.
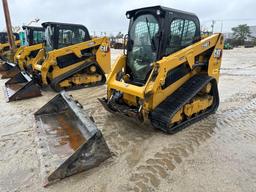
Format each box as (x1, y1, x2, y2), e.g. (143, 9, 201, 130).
(34, 91, 111, 186)
(0, 61, 20, 79)
(3, 71, 41, 102)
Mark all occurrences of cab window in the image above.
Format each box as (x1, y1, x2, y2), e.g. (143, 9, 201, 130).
(58, 28, 87, 48)
(58, 29, 74, 48)
(181, 20, 196, 46)
(166, 19, 196, 55)
(78, 29, 86, 42)
(33, 31, 44, 44)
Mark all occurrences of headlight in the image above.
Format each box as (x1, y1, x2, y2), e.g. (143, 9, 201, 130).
(156, 10, 161, 15)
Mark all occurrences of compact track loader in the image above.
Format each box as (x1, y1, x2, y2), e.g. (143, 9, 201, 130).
(4, 22, 110, 102)
(0, 32, 20, 61)
(0, 26, 44, 79)
(99, 6, 224, 133)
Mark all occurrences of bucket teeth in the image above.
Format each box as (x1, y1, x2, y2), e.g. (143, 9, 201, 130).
(35, 91, 111, 186)
(4, 71, 42, 102)
(0, 62, 20, 79)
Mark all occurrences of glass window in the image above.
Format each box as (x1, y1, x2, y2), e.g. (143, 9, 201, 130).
(33, 31, 44, 44)
(0, 34, 5, 43)
(58, 29, 74, 48)
(45, 26, 54, 51)
(14, 33, 20, 40)
(166, 19, 184, 54)
(166, 19, 196, 55)
(58, 28, 87, 48)
(127, 14, 159, 83)
(78, 29, 86, 42)
(181, 20, 196, 46)
(19, 32, 27, 46)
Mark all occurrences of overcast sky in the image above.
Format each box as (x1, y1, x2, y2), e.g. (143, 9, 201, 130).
(1, 0, 256, 35)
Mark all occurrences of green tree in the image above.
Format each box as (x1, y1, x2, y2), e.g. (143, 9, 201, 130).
(232, 24, 251, 45)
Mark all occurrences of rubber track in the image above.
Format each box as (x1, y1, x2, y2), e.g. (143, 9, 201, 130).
(150, 74, 219, 134)
(50, 62, 106, 92)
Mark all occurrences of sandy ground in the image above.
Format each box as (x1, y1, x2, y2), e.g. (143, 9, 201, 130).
(0, 48, 256, 192)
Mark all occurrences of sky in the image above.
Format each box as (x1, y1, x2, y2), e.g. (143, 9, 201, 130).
(1, 0, 256, 35)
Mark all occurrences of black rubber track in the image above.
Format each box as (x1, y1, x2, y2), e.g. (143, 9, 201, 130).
(50, 62, 106, 92)
(150, 74, 219, 134)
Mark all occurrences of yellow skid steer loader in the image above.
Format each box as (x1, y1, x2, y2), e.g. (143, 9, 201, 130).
(99, 6, 224, 133)
(4, 22, 110, 102)
(0, 26, 44, 79)
(0, 32, 20, 60)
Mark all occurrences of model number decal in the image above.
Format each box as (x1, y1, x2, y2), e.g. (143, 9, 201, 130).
(214, 48, 222, 58)
(202, 41, 210, 48)
(100, 45, 109, 52)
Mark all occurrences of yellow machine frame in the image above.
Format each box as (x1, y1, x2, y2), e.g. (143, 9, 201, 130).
(14, 43, 44, 70)
(0, 40, 20, 61)
(105, 33, 223, 120)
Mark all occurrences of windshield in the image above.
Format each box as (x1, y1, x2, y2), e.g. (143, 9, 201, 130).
(0, 33, 8, 44)
(45, 26, 54, 51)
(19, 31, 27, 46)
(0, 34, 4, 43)
(127, 14, 159, 83)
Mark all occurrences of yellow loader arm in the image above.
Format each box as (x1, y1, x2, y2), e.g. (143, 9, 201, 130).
(14, 43, 44, 70)
(0, 40, 20, 53)
(0, 40, 21, 63)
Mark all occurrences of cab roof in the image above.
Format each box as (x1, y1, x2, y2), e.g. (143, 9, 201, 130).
(126, 5, 197, 18)
(42, 22, 86, 28)
(0, 32, 19, 35)
(22, 26, 44, 31)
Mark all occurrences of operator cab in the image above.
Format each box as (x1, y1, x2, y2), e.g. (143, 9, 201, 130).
(125, 6, 200, 85)
(20, 26, 45, 46)
(42, 22, 91, 51)
(0, 32, 19, 44)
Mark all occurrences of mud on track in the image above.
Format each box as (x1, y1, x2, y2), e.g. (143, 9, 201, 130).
(0, 48, 256, 192)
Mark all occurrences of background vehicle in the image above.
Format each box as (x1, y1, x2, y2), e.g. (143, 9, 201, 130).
(244, 41, 254, 48)
(19, 25, 44, 46)
(4, 22, 110, 102)
(224, 42, 233, 49)
(0, 26, 44, 79)
(0, 32, 20, 60)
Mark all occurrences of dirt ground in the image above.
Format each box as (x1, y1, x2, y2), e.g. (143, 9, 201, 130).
(0, 48, 256, 192)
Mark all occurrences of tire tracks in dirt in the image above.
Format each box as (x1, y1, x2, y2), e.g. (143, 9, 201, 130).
(128, 98, 256, 192)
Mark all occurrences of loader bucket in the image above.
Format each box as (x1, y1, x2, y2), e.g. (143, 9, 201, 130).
(4, 71, 42, 102)
(34, 91, 111, 186)
(0, 61, 20, 79)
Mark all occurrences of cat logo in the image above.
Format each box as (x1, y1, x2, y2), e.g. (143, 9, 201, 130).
(100, 45, 109, 53)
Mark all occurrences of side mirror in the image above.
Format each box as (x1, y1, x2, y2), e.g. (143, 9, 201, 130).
(123, 34, 128, 55)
